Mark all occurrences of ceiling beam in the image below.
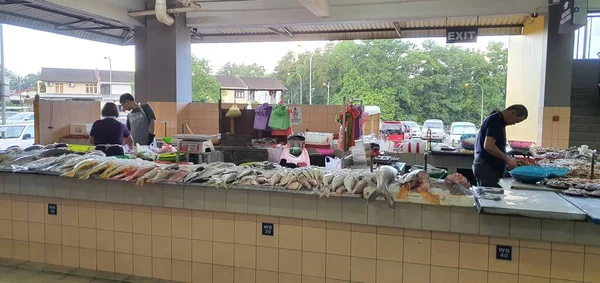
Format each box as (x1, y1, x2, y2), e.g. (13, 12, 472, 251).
(296, 0, 329, 18)
(267, 27, 293, 39)
(393, 21, 402, 38)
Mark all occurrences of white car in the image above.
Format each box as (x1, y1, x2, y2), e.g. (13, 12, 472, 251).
(6, 112, 34, 124)
(449, 122, 477, 145)
(402, 121, 422, 139)
(0, 124, 36, 150)
(421, 119, 445, 141)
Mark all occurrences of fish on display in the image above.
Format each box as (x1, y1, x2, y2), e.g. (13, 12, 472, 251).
(39, 148, 72, 158)
(79, 161, 112, 180)
(135, 167, 160, 186)
(110, 167, 139, 181)
(147, 169, 175, 184)
(168, 170, 190, 183)
(61, 159, 99, 178)
(368, 165, 398, 209)
(16, 156, 60, 171)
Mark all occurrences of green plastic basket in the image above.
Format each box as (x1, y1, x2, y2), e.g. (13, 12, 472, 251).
(411, 165, 448, 180)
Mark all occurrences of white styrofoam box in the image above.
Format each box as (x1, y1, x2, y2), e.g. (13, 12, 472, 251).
(305, 132, 334, 145)
(70, 124, 93, 135)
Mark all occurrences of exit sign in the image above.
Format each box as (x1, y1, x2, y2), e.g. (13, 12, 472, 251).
(496, 245, 512, 261)
(446, 27, 478, 44)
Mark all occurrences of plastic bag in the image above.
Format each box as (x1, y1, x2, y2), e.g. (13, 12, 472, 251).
(268, 105, 291, 130)
(350, 141, 367, 165)
(325, 156, 341, 170)
(226, 104, 242, 118)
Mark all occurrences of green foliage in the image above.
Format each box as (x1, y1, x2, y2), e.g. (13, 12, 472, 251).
(191, 55, 221, 102)
(217, 62, 266, 77)
(4, 69, 39, 92)
(273, 39, 508, 125)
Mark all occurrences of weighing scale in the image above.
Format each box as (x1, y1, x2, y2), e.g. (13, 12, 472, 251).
(173, 134, 216, 163)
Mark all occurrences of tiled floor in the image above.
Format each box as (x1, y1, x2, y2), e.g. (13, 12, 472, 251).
(0, 258, 174, 283)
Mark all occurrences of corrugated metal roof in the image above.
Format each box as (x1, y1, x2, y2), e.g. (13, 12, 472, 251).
(0, 0, 133, 45)
(192, 15, 529, 43)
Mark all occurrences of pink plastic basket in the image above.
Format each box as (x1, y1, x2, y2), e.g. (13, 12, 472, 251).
(509, 140, 534, 150)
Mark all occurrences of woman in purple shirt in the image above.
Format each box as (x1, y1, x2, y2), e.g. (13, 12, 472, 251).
(89, 102, 134, 156)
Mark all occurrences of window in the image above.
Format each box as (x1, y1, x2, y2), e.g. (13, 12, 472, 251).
(23, 126, 34, 139)
(574, 14, 600, 59)
(85, 84, 98, 94)
(234, 90, 245, 99)
(55, 83, 64, 93)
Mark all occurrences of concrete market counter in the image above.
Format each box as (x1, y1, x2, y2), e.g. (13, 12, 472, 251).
(0, 172, 600, 283)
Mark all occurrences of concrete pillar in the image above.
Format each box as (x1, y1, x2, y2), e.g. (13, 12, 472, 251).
(134, 15, 192, 103)
(540, 4, 575, 148)
(134, 10, 192, 137)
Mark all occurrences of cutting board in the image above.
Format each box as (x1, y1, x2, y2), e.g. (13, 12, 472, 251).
(559, 195, 600, 224)
(499, 178, 563, 192)
(475, 189, 586, 221)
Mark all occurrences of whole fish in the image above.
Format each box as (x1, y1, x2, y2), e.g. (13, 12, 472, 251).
(206, 177, 227, 189)
(331, 174, 346, 190)
(40, 148, 72, 158)
(123, 167, 155, 182)
(322, 173, 335, 186)
(343, 175, 357, 192)
(61, 159, 99, 178)
(168, 171, 190, 183)
(147, 169, 175, 184)
(79, 161, 111, 180)
(132, 167, 159, 186)
(352, 180, 369, 194)
(99, 163, 122, 179)
(183, 172, 201, 183)
(367, 165, 398, 209)
(55, 156, 88, 172)
(270, 172, 283, 186)
(110, 167, 138, 181)
(221, 173, 238, 184)
(6, 155, 38, 167)
(19, 156, 60, 171)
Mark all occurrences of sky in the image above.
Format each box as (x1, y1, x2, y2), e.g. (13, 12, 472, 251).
(3, 24, 509, 77)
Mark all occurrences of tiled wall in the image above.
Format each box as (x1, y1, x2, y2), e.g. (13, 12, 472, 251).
(541, 107, 571, 148)
(1, 193, 600, 283)
(146, 102, 360, 137)
(37, 100, 101, 145)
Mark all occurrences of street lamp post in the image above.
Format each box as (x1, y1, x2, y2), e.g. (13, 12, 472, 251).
(103, 57, 112, 101)
(298, 45, 314, 105)
(287, 72, 303, 104)
(322, 82, 330, 105)
(465, 83, 484, 125)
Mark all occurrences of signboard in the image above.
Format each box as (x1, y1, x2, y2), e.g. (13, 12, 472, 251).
(446, 27, 478, 44)
(559, 0, 588, 34)
(496, 245, 512, 261)
(291, 107, 302, 125)
(48, 203, 57, 215)
(262, 223, 274, 236)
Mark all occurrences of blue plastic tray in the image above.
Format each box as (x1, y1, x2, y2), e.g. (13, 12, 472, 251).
(510, 166, 547, 184)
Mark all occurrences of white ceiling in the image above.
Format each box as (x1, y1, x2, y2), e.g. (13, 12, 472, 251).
(0, 0, 549, 44)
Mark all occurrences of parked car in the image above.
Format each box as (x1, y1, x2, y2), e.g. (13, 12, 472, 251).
(449, 122, 477, 145)
(380, 121, 410, 149)
(421, 119, 445, 141)
(402, 121, 422, 139)
(1, 111, 18, 120)
(0, 124, 35, 150)
(5, 112, 34, 124)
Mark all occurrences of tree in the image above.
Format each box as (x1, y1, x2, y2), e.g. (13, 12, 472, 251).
(4, 70, 39, 93)
(191, 55, 221, 102)
(217, 62, 266, 77)
(272, 39, 509, 125)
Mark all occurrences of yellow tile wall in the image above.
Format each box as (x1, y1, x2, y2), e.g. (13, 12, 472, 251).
(2, 193, 600, 283)
(542, 107, 571, 148)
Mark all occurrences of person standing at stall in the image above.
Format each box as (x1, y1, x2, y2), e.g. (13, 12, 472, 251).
(119, 93, 156, 146)
(89, 102, 134, 156)
(473, 104, 529, 187)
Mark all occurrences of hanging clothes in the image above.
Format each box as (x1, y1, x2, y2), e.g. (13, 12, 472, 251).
(268, 104, 291, 130)
(272, 109, 293, 136)
(254, 103, 272, 130)
(336, 106, 360, 151)
(353, 106, 363, 140)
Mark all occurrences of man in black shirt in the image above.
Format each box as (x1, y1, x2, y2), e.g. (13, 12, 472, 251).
(119, 93, 157, 146)
(473, 105, 528, 187)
